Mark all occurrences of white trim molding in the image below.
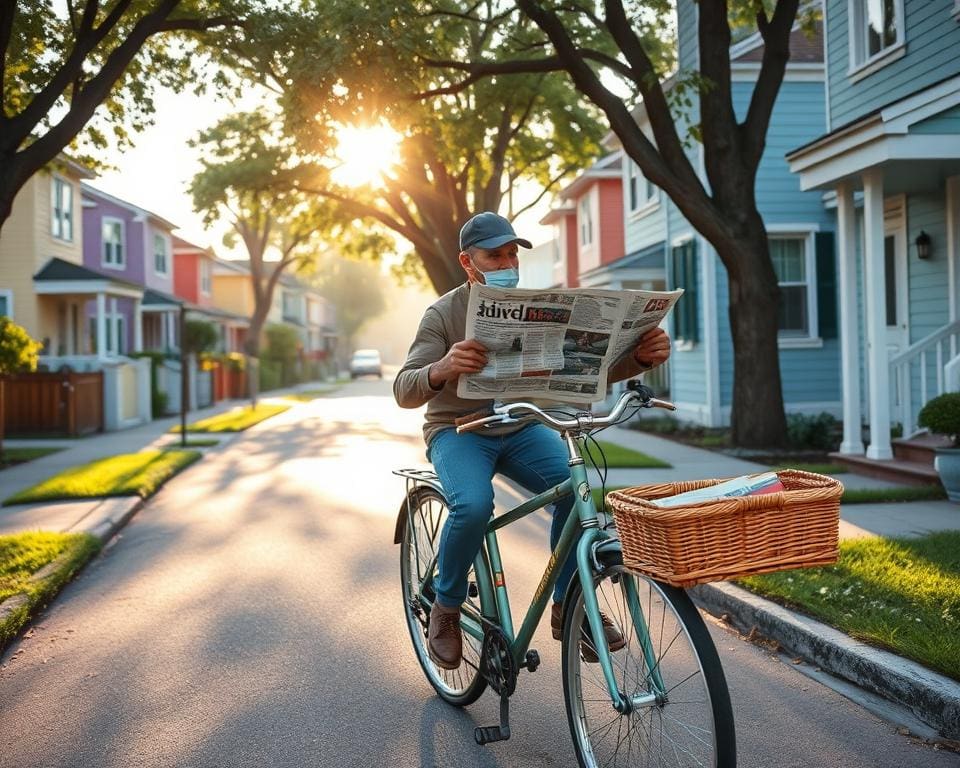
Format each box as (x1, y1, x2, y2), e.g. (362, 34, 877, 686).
(34, 279, 144, 300)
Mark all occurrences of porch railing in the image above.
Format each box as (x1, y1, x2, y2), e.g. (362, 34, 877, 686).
(889, 320, 960, 436)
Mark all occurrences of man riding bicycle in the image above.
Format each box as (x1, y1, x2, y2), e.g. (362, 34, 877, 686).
(393, 211, 671, 670)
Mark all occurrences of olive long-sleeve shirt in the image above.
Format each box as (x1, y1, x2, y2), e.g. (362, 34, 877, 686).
(394, 282, 652, 447)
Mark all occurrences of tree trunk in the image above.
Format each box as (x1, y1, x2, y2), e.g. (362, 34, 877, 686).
(245, 306, 269, 409)
(721, 226, 788, 448)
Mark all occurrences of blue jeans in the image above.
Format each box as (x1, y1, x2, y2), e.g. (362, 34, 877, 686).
(427, 423, 578, 607)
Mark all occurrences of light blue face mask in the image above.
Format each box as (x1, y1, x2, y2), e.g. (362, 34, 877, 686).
(474, 263, 519, 289)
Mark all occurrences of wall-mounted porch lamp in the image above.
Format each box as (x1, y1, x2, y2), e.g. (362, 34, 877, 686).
(916, 230, 932, 260)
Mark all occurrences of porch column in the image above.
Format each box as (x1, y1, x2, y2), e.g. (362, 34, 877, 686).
(863, 169, 892, 460)
(837, 181, 864, 455)
(96, 292, 107, 361)
(110, 297, 118, 355)
(133, 297, 143, 353)
(167, 311, 177, 351)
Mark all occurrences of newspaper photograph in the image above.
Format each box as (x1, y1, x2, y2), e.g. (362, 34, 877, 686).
(457, 284, 683, 404)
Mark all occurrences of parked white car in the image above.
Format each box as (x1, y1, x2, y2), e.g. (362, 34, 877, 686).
(349, 349, 383, 379)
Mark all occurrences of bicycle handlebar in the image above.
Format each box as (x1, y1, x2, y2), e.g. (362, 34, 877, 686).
(455, 381, 675, 435)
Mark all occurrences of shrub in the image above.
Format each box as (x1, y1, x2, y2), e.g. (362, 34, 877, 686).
(918, 393, 960, 447)
(183, 319, 219, 354)
(259, 359, 282, 392)
(785, 412, 839, 451)
(0, 317, 41, 374)
(264, 324, 301, 361)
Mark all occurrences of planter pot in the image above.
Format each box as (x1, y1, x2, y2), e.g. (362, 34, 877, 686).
(934, 446, 960, 502)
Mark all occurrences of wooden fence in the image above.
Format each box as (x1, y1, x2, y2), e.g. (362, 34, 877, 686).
(1, 371, 104, 436)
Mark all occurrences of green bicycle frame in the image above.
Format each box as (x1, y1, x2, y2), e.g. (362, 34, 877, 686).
(432, 440, 667, 711)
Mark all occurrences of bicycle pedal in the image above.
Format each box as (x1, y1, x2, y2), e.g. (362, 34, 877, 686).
(523, 649, 540, 673)
(474, 725, 510, 745)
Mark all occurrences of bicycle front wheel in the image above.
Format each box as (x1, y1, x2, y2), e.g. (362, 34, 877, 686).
(399, 487, 488, 706)
(562, 564, 736, 767)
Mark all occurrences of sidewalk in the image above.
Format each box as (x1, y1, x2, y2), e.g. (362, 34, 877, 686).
(595, 425, 960, 741)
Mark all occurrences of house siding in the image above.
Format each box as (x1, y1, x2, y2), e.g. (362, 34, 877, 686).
(826, 0, 960, 128)
(82, 193, 147, 284)
(912, 103, 960, 134)
(598, 179, 625, 264)
(174, 251, 200, 303)
(716, 80, 838, 410)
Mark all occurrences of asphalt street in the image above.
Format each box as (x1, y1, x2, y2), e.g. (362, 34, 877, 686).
(0, 378, 957, 767)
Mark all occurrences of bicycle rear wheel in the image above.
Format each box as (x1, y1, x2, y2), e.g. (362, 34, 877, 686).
(562, 563, 736, 767)
(399, 487, 488, 706)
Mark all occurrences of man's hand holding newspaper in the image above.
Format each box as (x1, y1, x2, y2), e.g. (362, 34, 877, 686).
(456, 283, 683, 404)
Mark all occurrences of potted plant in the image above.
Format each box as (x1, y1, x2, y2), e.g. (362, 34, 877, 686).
(917, 392, 960, 501)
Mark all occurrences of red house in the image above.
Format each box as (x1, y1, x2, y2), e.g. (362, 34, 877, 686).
(540, 152, 625, 288)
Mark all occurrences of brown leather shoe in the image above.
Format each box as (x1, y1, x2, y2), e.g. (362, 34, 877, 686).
(551, 602, 626, 663)
(428, 601, 462, 670)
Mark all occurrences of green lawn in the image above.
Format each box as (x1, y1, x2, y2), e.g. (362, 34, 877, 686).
(0, 447, 63, 470)
(0, 531, 101, 648)
(3, 450, 201, 505)
(841, 485, 945, 504)
(172, 403, 290, 433)
(739, 531, 960, 681)
(584, 441, 671, 469)
(769, 463, 849, 475)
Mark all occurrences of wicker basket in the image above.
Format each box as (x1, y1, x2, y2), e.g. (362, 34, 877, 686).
(606, 470, 843, 588)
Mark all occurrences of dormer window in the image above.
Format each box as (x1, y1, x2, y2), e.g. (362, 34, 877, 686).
(627, 160, 658, 214)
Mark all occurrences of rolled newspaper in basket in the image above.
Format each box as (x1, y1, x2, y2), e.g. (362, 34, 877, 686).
(605, 469, 843, 588)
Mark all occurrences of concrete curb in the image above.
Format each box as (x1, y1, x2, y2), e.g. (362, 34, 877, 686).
(690, 581, 960, 740)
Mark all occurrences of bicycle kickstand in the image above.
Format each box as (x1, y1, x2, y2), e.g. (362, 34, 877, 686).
(474, 693, 510, 745)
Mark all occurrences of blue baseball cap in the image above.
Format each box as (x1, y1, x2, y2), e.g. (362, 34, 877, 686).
(459, 211, 532, 251)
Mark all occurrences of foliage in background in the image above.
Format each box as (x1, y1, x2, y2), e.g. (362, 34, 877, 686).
(183, 319, 220, 354)
(785, 412, 839, 452)
(215, 0, 608, 294)
(0, 0, 247, 234)
(314, 257, 387, 351)
(0, 317, 41, 374)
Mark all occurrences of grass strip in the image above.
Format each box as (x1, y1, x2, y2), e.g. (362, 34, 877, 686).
(3, 450, 200, 505)
(172, 403, 290, 433)
(584, 441, 672, 469)
(769, 463, 849, 475)
(0, 447, 63, 469)
(738, 531, 960, 681)
(841, 485, 945, 504)
(165, 438, 220, 448)
(0, 531, 101, 649)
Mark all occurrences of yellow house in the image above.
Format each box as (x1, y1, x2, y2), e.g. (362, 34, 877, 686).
(0, 158, 143, 359)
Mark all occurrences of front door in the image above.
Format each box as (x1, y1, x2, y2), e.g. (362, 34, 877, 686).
(884, 201, 909, 357)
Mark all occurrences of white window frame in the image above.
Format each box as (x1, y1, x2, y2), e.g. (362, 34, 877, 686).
(200, 258, 212, 295)
(153, 232, 170, 276)
(50, 175, 74, 242)
(767, 225, 821, 348)
(579, 193, 593, 247)
(626, 160, 659, 217)
(101, 216, 126, 270)
(0, 288, 13, 319)
(847, 0, 906, 83)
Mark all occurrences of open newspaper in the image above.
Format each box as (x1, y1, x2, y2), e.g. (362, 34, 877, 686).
(457, 284, 683, 404)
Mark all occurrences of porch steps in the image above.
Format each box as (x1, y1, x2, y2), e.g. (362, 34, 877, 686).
(828, 433, 949, 487)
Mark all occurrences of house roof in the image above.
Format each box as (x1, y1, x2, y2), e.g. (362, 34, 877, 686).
(557, 152, 623, 201)
(731, 22, 824, 64)
(172, 235, 215, 256)
(578, 241, 666, 280)
(80, 182, 179, 232)
(142, 288, 184, 307)
(33, 257, 142, 291)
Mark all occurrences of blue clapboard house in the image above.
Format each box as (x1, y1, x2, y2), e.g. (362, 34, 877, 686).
(787, 0, 960, 467)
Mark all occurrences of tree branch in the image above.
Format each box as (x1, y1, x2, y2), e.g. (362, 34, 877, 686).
(742, 0, 799, 169)
(0, 1, 17, 121)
